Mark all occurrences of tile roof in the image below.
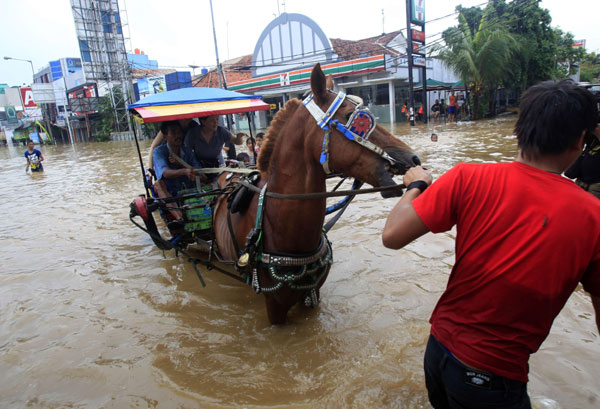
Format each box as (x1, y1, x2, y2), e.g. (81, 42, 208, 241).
(193, 55, 253, 88)
(331, 30, 405, 60)
(131, 68, 176, 79)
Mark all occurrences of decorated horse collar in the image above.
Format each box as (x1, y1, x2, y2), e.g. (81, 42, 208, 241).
(302, 91, 395, 174)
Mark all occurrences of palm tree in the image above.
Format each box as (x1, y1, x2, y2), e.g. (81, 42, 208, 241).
(437, 11, 519, 119)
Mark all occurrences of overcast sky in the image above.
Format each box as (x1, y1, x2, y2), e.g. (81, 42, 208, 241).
(1, 0, 597, 86)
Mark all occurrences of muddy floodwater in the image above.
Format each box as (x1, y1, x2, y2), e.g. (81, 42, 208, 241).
(1, 118, 598, 409)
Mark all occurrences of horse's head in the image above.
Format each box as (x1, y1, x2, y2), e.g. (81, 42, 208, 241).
(306, 64, 421, 198)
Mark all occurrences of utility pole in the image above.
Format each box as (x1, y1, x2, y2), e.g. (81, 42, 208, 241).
(209, 0, 223, 90)
(406, 0, 427, 125)
(405, 1, 415, 126)
(209, 0, 233, 130)
(62, 76, 74, 144)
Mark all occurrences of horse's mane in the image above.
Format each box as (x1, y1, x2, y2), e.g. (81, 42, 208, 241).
(258, 98, 301, 171)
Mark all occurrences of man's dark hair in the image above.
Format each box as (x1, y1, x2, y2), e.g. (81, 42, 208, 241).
(256, 132, 265, 139)
(515, 80, 598, 158)
(160, 120, 183, 135)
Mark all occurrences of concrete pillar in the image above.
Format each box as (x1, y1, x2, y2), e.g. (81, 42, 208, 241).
(388, 80, 396, 124)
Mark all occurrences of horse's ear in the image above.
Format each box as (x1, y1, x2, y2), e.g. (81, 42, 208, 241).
(326, 74, 334, 90)
(310, 63, 327, 104)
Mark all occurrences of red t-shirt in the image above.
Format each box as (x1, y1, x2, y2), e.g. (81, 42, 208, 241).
(449, 95, 457, 107)
(413, 161, 600, 382)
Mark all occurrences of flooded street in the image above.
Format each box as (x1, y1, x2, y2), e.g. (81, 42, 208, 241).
(1, 117, 598, 408)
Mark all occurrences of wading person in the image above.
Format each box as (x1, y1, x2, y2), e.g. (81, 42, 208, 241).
(24, 139, 44, 173)
(447, 91, 457, 122)
(381, 80, 600, 409)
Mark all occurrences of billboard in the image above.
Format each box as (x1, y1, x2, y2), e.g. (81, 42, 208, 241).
(148, 76, 166, 94)
(136, 76, 167, 99)
(19, 88, 43, 121)
(67, 83, 100, 116)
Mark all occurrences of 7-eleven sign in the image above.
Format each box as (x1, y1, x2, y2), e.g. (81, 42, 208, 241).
(279, 72, 290, 86)
(411, 0, 425, 25)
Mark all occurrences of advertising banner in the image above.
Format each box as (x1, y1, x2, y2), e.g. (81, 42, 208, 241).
(5, 105, 18, 124)
(412, 29, 425, 43)
(412, 43, 425, 55)
(413, 56, 426, 67)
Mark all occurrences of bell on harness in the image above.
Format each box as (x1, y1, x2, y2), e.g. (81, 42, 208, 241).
(237, 226, 261, 269)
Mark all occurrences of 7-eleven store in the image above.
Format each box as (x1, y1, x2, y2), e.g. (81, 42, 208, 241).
(228, 55, 398, 127)
(225, 13, 436, 130)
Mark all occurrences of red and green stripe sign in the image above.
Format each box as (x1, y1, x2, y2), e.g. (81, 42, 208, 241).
(228, 55, 386, 92)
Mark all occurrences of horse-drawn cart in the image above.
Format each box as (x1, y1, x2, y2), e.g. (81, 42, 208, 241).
(129, 64, 421, 324)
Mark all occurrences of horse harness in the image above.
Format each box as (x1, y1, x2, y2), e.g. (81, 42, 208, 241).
(226, 179, 333, 308)
(302, 90, 396, 174)
(220, 92, 402, 306)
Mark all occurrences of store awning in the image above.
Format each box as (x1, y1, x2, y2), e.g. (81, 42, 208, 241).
(413, 78, 453, 91)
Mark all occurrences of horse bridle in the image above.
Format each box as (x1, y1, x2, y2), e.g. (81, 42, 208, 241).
(303, 90, 396, 174)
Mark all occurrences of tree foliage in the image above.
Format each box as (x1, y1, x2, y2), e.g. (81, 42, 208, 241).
(580, 52, 600, 83)
(443, 0, 583, 93)
(438, 11, 519, 119)
(96, 87, 129, 141)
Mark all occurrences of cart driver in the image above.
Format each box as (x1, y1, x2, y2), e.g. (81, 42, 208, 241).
(153, 121, 201, 221)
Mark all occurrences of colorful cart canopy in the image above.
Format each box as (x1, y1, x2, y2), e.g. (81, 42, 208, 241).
(128, 87, 269, 123)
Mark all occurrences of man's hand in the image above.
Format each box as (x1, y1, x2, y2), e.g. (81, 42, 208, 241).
(232, 132, 247, 145)
(185, 168, 196, 180)
(403, 166, 433, 187)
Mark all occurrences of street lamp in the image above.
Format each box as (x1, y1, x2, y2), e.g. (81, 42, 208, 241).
(4, 56, 35, 78)
(188, 64, 199, 77)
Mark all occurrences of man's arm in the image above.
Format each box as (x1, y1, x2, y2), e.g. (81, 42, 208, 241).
(25, 157, 30, 173)
(231, 132, 246, 145)
(382, 166, 433, 250)
(147, 131, 165, 169)
(162, 167, 195, 180)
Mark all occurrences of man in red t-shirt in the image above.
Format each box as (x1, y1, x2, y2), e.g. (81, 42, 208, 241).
(448, 92, 458, 122)
(382, 80, 600, 409)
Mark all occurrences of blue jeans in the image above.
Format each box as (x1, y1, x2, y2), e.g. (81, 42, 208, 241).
(424, 335, 531, 409)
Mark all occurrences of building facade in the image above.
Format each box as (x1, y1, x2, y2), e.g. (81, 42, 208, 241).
(195, 13, 458, 127)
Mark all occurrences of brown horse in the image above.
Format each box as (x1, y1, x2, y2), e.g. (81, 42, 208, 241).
(212, 64, 420, 324)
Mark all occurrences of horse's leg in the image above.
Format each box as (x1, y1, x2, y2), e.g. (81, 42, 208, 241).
(264, 294, 290, 325)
